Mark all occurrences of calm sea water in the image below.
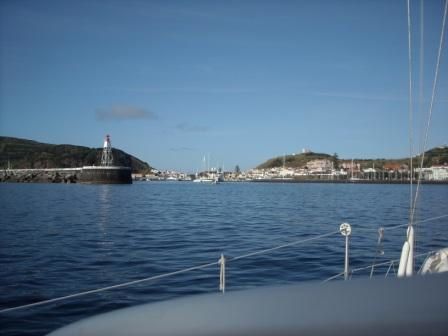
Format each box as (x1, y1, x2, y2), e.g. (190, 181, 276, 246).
(0, 182, 447, 335)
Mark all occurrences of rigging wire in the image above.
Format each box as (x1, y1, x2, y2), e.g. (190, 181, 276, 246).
(407, 0, 414, 228)
(419, 0, 425, 153)
(415, 0, 425, 266)
(410, 0, 448, 226)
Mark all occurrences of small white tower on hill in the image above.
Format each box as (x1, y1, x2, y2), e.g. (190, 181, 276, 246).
(100, 134, 113, 166)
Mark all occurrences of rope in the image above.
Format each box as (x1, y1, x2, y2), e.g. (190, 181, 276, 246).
(417, 251, 430, 273)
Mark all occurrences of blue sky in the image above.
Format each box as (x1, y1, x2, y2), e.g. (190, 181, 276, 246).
(1, 0, 447, 172)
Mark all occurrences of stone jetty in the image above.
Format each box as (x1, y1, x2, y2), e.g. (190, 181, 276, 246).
(0, 166, 132, 184)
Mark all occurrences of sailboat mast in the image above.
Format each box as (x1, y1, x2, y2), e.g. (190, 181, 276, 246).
(207, 153, 210, 175)
(351, 159, 354, 179)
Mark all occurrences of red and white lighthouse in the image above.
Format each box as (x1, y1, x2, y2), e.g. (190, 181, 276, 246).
(100, 134, 113, 166)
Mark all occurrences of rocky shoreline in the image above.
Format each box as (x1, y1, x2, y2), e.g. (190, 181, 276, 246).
(1, 166, 132, 184)
(1, 170, 78, 183)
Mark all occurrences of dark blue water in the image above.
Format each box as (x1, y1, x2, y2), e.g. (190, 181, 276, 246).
(0, 182, 447, 335)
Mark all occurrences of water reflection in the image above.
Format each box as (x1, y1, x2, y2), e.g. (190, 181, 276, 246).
(97, 185, 111, 239)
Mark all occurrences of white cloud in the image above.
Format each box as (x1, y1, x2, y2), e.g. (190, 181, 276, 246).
(96, 106, 157, 121)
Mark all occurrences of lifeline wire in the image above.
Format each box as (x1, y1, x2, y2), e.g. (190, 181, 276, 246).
(229, 230, 339, 262)
(352, 213, 448, 233)
(322, 250, 434, 283)
(0, 260, 219, 314)
(0, 230, 339, 314)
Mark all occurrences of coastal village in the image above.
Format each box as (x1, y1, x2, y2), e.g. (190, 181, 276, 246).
(135, 147, 448, 183)
(137, 161, 448, 183)
(1, 136, 447, 183)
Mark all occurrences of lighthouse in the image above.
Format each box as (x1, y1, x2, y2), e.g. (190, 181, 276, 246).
(78, 134, 132, 184)
(100, 134, 113, 166)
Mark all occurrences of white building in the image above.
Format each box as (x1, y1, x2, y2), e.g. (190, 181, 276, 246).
(431, 166, 448, 181)
(415, 166, 448, 181)
(306, 159, 332, 173)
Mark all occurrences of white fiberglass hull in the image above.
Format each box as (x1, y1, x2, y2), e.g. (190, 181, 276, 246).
(49, 273, 448, 336)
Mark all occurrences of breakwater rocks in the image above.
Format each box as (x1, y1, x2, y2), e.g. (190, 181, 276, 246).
(1, 169, 80, 183)
(1, 166, 132, 184)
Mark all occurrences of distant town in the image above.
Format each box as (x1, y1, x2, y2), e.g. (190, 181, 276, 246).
(134, 147, 448, 183)
(1, 136, 447, 184)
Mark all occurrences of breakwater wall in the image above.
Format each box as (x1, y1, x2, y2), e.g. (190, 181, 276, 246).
(78, 166, 132, 184)
(1, 166, 132, 184)
(249, 178, 448, 185)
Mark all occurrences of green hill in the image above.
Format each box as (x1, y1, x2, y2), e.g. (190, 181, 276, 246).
(257, 146, 448, 169)
(257, 152, 334, 169)
(421, 146, 448, 166)
(0, 136, 152, 173)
